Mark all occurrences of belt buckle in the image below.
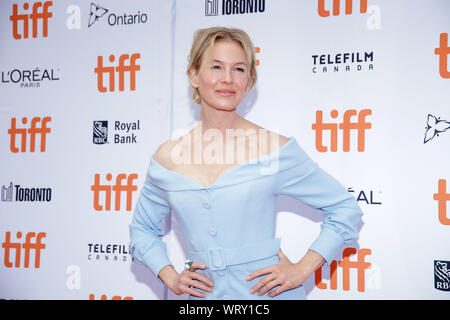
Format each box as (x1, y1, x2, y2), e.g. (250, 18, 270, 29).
(208, 247, 226, 270)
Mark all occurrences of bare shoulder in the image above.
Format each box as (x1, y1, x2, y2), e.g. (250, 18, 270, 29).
(153, 138, 180, 169)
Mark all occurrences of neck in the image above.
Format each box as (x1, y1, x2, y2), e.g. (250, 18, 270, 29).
(197, 104, 244, 138)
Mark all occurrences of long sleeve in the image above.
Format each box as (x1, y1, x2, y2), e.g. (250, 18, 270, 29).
(129, 166, 173, 280)
(274, 151, 363, 266)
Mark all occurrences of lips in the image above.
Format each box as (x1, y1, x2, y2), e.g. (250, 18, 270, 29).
(215, 89, 236, 96)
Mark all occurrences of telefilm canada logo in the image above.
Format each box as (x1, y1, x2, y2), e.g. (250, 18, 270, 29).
(87, 243, 131, 263)
(1, 182, 52, 202)
(312, 51, 374, 74)
(88, 2, 148, 28)
(1, 67, 60, 88)
(434, 260, 450, 291)
(205, 0, 265, 16)
(93, 120, 141, 145)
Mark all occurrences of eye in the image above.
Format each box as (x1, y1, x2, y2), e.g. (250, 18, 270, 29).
(211, 65, 221, 70)
(235, 67, 245, 72)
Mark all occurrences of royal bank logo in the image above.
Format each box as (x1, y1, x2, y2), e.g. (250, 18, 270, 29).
(88, 2, 148, 28)
(434, 260, 450, 291)
(205, 0, 265, 16)
(424, 114, 450, 144)
(93, 120, 108, 144)
(92, 120, 141, 145)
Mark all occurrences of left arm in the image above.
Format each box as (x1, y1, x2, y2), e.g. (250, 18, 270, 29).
(247, 149, 363, 296)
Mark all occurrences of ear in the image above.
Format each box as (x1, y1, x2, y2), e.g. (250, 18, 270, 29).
(189, 68, 199, 89)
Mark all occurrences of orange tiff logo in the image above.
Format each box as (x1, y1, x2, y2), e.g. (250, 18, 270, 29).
(10, 1, 53, 39)
(8, 116, 51, 153)
(312, 109, 372, 152)
(434, 33, 450, 79)
(434, 179, 450, 226)
(318, 0, 368, 17)
(94, 53, 141, 92)
(89, 294, 133, 300)
(91, 173, 138, 211)
(315, 248, 371, 292)
(2, 231, 46, 268)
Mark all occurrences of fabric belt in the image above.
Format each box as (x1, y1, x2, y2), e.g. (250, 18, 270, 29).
(188, 238, 281, 271)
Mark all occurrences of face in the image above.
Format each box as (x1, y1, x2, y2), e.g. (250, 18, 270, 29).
(189, 39, 249, 111)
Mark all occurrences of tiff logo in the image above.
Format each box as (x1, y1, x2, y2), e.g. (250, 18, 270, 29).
(318, 0, 368, 17)
(91, 173, 138, 211)
(8, 116, 51, 153)
(434, 33, 450, 79)
(10, 1, 53, 39)
(94, 53, 141, 92)
(2, 231, 46, 268)
(312, 109, 372, 152)
(433, 179, 450, 226)
(315, 248, 372, 292)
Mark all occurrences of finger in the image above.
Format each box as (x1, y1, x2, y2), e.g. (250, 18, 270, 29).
(246, 265, 275, 281)
(258, 279, 281, 296)
(180, 284, 206, 298)
(190, 262, 206, 271)
(187, 279, 213, 293)
(190, 272, 215, 287)
(250, 274, 276, 294)
(268, 284, 289, 298)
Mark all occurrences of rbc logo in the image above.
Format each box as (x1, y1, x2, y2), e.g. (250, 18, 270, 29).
(93, 121, 108, 144)
(434, 260, 450, 291)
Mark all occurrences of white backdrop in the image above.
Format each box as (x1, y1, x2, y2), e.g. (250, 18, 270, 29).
(0, 0, 449, 300)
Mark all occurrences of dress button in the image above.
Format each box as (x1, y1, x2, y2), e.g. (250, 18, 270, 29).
(202, 201, 211, 209)
(208, 227, 217, 236)
(223, 295, 229, 300)
(218, 270, 226, 276)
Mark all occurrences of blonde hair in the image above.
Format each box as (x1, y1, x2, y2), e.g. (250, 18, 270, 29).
(187, 26, 258, 104)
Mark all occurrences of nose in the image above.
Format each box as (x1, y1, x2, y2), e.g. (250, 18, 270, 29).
(221, 67, 233, 84)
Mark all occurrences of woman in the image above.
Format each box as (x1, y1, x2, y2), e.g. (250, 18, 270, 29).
(129, 26, 363, 300)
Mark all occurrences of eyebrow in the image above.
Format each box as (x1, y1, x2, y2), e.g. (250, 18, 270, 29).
(212, 59, 248, 66)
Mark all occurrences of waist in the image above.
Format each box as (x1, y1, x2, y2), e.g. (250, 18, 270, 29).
(188, 238, 281, 271)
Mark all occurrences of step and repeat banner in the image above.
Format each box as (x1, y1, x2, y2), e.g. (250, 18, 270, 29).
(0, 0, 449, 300)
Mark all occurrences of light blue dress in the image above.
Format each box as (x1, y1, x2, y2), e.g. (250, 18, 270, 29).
(129, 137, 363, 300)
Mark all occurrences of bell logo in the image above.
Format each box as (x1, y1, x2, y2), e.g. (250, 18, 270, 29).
(91, 173, 138, 212)
(8, 116, 51, 153)
(318, 0, 368, 17)
(434, 33, 450, 79)
(10, 1, 53, 39)
(2, 231, 46, 268)
(433, 179, 450, 226)
(315, 248, 372, 292)
(94, 53, 141, 92)
(312, 109, 372, 152)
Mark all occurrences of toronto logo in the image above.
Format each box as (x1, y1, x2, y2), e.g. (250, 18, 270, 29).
(424, 114, 450, 144)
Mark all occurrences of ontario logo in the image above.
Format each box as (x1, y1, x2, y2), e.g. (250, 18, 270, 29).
(88, 2, 148, 28)
(424, 114, 450, 144)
